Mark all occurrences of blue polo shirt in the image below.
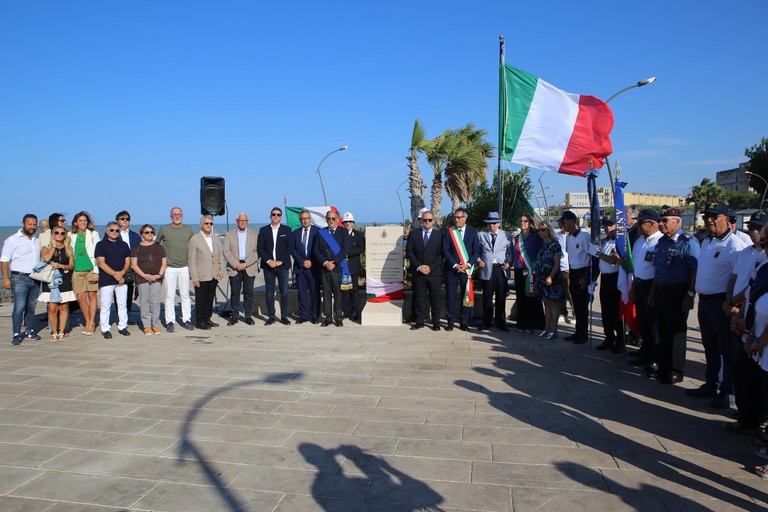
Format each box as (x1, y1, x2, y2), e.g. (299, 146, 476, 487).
(94, 238, 131, 287)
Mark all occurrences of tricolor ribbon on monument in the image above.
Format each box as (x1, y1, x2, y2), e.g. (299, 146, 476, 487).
(614, 180, 639, 335)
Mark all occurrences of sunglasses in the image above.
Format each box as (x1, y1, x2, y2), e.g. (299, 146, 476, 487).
(203, 222, 213, 225)
(53, 231, 66, 235)
(271, 213, 282, 217)
(422, 218, 434, 222)
(108, 228, 120, 233)
(326, 217, 338, 221)
(118, 217, 130, 221)
(143, 230, 155, 235)
(453, 215, 465, 219)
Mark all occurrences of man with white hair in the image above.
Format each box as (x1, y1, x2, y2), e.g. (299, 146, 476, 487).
(341, 211, 365, 322)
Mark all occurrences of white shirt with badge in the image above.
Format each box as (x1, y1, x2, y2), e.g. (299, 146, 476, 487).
(632, 231, 663, 280)
(565, 229, 594, 269)
(598, 238, 619, 274)
(696, 231, 749, 295)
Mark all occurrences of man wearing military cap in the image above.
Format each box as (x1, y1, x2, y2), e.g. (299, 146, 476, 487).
(687, 202, 749, 407)
(558, 210, 597, 344)
(647, 206, 699, 384)
(629, 209, 663, 366)
(595, 214, 623, 353)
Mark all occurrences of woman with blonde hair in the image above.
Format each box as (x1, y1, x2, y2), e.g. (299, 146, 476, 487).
(534, 220, 565, 340)
(69, 212, 100, 335)
(38, 225, 76, 340)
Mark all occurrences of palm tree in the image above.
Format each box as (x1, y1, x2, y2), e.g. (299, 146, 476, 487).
(444, 124, 495, 211)
(687, 178, 726, 227)
(423, 129, 456, 225)
(406, 119, 428, 224)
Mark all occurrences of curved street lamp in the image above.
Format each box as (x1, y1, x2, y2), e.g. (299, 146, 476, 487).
(395, 178, 409, 226)
(745, 171, 768, 209)
(604, 77, 657, 201)
(316, 145, 349, 206)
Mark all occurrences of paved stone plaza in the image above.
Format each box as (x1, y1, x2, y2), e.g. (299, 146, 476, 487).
(1, 298, 767, 511)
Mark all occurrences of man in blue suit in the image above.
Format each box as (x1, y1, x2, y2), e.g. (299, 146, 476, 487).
(443, 207, 480, 331)
(406, 210, 443, 331)
(257, 207, 294, 325)
(313, 209, 351, 327)
(477, 212, 511, 331)
(292, 210, 321, 324)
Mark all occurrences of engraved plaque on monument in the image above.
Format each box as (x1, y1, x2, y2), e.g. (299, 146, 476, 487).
(362, 225, 404, 326)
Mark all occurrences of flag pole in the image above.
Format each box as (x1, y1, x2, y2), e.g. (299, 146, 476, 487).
(497, 35, 505, 219)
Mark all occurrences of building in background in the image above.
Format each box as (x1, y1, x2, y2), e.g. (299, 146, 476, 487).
(716, 162, 750, 193)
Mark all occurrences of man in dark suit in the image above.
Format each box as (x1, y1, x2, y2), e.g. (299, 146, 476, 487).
(313, 209, 351, 327)
(257, 207, 294, 325)
(292, 209, 321, 324)
(406, 210, 443, 331)
(443, 207, 480, 331)
(341, 211, 365, 322)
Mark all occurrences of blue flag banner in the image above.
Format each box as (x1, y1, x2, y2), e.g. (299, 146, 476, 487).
(614, 181, 628, 259)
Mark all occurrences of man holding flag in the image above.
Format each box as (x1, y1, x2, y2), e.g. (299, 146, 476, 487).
(443, 208, 479, 332)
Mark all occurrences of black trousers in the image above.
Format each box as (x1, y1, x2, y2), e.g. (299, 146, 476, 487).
(413, 273, 441, 328)
(195, 279, 217, 324)
(321, 271, 343, 322)
(734, 345, 765, 428)
(514, 268, 544, 330)
(569, 267, 589, 339)
(342, 273, 360, 320)
(599, 272, 622, 344)
(229, 270, 255, 319)
(654, 283, 689, 375)
(482, 266, 508, 327)
(634, 278, 657, 359)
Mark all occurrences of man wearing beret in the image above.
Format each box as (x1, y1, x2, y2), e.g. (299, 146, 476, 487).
(646, 206, 699, 384)
(688, 202, 749, 408)
(595, 214, 623, 353)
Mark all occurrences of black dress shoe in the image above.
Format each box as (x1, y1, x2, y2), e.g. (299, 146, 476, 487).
(496, 324, 510, 332)
(596, 342, 613, 351)
(644, 362, 660, 379)
(431, 325, 440, 331)
(459, 323, 469, 331)
(128, 320, 138, 326)
(280, 318, 291, 325)
(445, 324, 454, 332)
(102, 331, 112, 339)
(564, 334, 579, 341)
(480, 324, 491, 331)
(659, 373, 683, 385)
(296, 318, 307, 324)
(206, 320, 219, 327)
(196, 323, 211, 330)
(572, 338, 588, 345)
(242, 317, 255, 325)
(335, 320, 343, 327)
(321, 320, 332, 327)
(227, 318, 239, 326)
(411, 323, 425, 330)
(686, 385, 717, 397)
(310, 319, 319, 324)
(264, 318, 276, 326)
(118, 328, 131, 336)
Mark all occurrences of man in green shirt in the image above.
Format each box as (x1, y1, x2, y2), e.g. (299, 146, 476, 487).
(156, 207, 195, 332)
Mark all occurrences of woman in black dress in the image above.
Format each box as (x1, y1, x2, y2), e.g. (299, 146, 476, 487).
(38, 226, 75, 340)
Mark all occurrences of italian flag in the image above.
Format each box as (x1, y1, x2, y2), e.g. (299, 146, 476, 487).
(499, 65, 614, 176)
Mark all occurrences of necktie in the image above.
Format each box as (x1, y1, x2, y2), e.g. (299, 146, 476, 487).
(424, 230, 429, 247)
(492, 233, 497, 248)
(302, 228, 308, 256)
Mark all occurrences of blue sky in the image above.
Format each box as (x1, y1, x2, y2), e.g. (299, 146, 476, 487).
(1, 1, 766, 226)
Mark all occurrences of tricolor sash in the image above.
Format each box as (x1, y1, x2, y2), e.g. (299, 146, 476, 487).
(448, 227, 475, 307)
(515, 234, 535, 295)
(319, 229, 353, 291)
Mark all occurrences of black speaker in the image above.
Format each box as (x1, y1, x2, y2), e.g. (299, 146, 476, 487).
(200, 177, 225, 216)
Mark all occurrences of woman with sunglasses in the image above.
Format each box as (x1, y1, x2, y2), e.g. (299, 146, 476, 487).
(534, 221, 565, 340)
(38, 227, 75, 340)
(511, 213, 545, 334)
(131, 224, 167, 336)
(68, 212, 100, 335)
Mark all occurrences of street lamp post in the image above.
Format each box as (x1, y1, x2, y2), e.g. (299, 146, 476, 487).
(604, 77, 657, 201)
(396, 178, 409, 226)
(316, 145, 349, 206)
(746, 171, 768, 209)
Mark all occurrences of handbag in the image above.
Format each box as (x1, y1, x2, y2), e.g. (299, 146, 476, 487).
(30, 263, 54, 284)
(124, 269, 136, 285)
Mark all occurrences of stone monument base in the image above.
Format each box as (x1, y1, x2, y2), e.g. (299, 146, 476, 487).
(362, 301, 403, 326)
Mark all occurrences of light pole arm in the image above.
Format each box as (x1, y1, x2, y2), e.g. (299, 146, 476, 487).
(746, 171, 768, 208)
(316, 146, 349, 206)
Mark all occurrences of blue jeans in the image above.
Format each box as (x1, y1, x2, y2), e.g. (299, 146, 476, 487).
(12, 273, 40, 336)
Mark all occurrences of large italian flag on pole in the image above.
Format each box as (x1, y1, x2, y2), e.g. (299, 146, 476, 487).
(499, 65, 614, 176)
